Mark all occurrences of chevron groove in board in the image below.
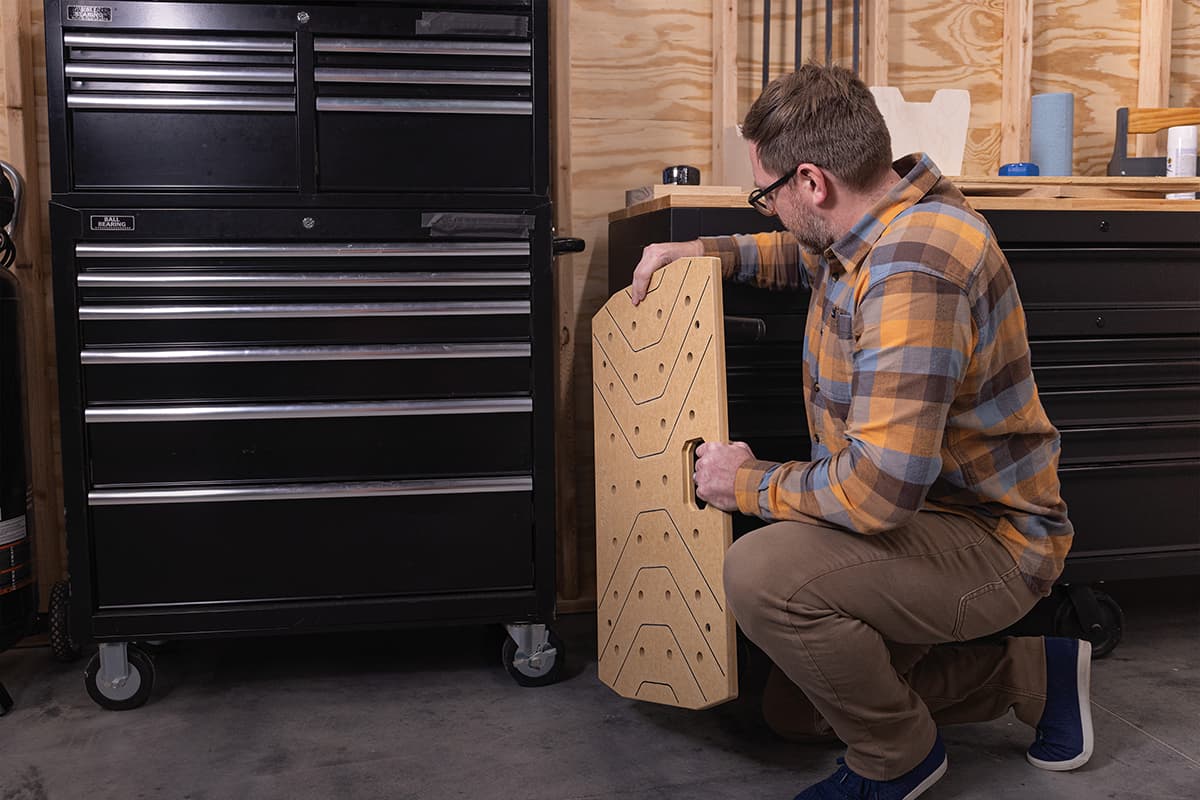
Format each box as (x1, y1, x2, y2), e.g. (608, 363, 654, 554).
(592, 257, 737, 711)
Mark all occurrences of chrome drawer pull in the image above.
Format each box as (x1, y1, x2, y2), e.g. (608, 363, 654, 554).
(315, 67, 530, 87)
(64, 33, 295, 53)
(76, 242, 531, 258)
(67, 94, 296, 112)
(317, 97, 531, 115)
(78, 300, 530, 320)
(66, 64, 295, 83)
(89, 476, 533, 506)
(85, 397, 532, 423)
(314, 38, 530, 57)
(80, 343, 531, 365)
(78, 271, 531, 288)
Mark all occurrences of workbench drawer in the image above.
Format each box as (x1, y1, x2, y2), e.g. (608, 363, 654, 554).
(1007, 248, 1200, 306)
(88, 481, 535, 608)
(86, 400, 532, 485)
(1058, 422, 1200, 466)
(1059, 461, 1200, 555)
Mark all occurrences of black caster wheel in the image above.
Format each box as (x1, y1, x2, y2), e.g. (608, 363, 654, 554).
(1053, 587, 1125, 659)
(84, 646, 155, 710)
(48, 581, 82, 663)
(502, 629, 566, 687)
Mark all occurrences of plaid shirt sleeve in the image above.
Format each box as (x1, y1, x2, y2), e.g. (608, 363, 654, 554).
(734, 269, 975, 534)
(699, 231, 814, 292)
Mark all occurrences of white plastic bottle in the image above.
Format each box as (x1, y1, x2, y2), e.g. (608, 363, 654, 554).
(1165, 125, 1197, 200)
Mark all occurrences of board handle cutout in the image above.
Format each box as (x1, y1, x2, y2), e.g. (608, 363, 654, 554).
(683, 438, 707, 510)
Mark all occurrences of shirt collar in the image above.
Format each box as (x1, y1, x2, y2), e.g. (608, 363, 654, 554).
(824, 152, 942, 275)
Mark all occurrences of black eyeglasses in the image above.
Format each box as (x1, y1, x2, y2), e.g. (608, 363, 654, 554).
(748, 165, 799, 215)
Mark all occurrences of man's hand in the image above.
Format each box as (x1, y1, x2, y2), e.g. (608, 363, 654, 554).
(630, 239, 705, 305)
(694, 440, 756, 512)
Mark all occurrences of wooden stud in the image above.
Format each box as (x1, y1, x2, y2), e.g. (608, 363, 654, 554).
(1, 0, 67, 609)
(1135, 0, 1173, 157)
(592, 257, 737, 710)
(1000, 0, 1033, 166)
(549, 1, 582, 609)
(865, 0, 889, 87)
(711, 0, 739, 186)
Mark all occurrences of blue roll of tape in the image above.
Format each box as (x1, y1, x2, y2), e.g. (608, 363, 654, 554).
(999, 162, 1040, 176)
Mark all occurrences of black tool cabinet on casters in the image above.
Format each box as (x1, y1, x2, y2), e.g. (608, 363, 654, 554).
(44, 0, 570, 709)
(608, 200, 1200, 660)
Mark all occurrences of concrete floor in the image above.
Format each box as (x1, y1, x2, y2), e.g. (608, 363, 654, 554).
(2, 576, 1197, 800)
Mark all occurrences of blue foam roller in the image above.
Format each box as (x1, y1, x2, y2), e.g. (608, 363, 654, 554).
(1031, 93, 1074, 176)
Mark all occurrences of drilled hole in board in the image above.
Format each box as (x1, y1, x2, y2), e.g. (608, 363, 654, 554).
(611, 537, 617, 547)
(608, 382, 614, 391)
(609, 433, 615, 443)
(638, 590, 644, 600)
(632, 372, 639, 383)
(684, 295, 692, 306)
(661, 474, 668, 485)
(634, 425, 640, 436)
(694, 589, 701, 601)
(667, 649, 674, 660)
(663, 530, 670, 542)
(656, 308, 663, 319)
(636, 534, 642, 544)
(607, 332, 613, 342)
(606, 619, 611, 627)
(612, 590, 618, 599)
(665, 590, 672, 601)
(697, 651, 703, 662)
(639, 647, 645, 656)
(614, 644, 620, 654)
(705, 623, 712, 632)
(693, 528, 700, 540)
(686, 352, 693, 363)
(635, 479, 641, 489)
(658, 362, 665, 373)
(659, 418, 666, 429)
(688, 409, 695, 420)
(695, 320, 700, 328)
(631, 320, 637, 330)
(610, 485, 617, 494)
(602, 359, 607, 368)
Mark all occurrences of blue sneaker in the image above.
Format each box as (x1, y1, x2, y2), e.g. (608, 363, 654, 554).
(1027, 637, 1094, 771)
(794, 734, 947, 800)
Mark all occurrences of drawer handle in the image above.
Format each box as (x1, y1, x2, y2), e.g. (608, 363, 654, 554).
(88, 476, 533, 506)
(76, 242, 531, 258)
(80, 342, 531, 365)
(78, 271, 531, 288)
(316, 98, 532, 116)
(67, 94, 295, 112)
(85, 397, 533, 423)
(78, 300, 530, 320)
(315, 67, 530, 87)
(314, 38, 529, 57)
(64, 32, 294, 53)
(66, 64, 295, 83)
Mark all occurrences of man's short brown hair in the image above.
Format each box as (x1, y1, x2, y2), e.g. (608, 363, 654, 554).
(741, 64, 893, 191)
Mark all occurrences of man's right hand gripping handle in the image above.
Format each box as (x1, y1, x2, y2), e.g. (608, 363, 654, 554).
(630, 239, 705, 306)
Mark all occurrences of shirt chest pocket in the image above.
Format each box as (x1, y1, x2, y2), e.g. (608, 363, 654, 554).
(817, 305, 855, 405)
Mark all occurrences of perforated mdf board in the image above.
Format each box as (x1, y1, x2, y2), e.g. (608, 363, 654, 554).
(591, 257, 737, 711)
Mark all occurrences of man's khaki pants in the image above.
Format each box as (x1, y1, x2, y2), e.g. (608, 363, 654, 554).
(723, 511, 1049, 781)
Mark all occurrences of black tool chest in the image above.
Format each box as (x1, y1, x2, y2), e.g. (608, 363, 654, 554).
(46, 0, 563, 708)
(609, 204, 1200, 653)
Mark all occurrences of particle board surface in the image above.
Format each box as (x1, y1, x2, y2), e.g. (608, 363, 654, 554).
(592, 257, 737, 710)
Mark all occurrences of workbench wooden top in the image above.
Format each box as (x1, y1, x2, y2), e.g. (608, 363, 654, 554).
(609, 176, 1200, 222)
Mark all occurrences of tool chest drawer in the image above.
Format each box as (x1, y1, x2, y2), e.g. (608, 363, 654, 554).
(82, 344, 533, 403)
(86, 401, 533, 485)
(88, 481, 536, 608)
(46, 0, 548, 196)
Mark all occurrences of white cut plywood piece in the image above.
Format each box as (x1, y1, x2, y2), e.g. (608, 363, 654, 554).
(592, 257, 737, 711)
(871, 86, 971, 176)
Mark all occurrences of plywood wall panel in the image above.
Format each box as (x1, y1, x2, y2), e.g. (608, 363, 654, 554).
(571, 0, 713, 123)
(888, 0, 1004, 175)
(1031, 0, 1141, 175)
(1172, 0, 1200, 107)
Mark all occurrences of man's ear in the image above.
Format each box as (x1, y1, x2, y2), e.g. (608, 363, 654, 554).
(797, 164, 829, 206)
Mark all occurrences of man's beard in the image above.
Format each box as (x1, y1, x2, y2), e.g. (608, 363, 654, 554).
(785, 211, 837, 254)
